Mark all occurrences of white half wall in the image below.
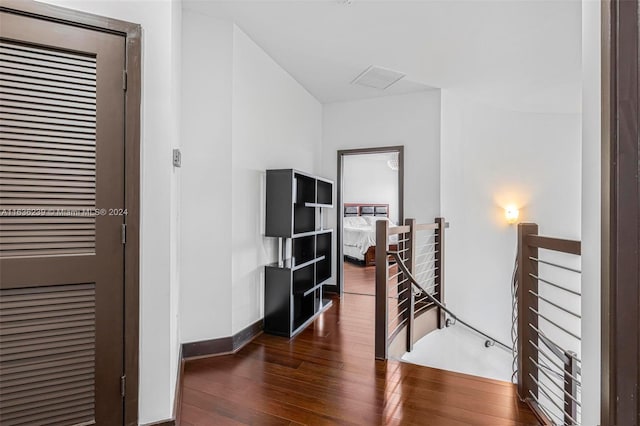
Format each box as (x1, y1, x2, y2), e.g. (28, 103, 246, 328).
(343, 153, 400, 224)
(321, 91, 442, 285)
(440, 90, 582, 346)
(230, 26, 322, 334)
(39, 0, 182, 423)
(580, 0, 601, 423)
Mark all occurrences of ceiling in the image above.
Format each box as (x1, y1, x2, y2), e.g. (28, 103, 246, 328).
(183, 0, 581, 112)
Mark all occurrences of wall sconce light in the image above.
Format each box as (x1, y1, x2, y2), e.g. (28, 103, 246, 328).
(505, 206, 519, 224)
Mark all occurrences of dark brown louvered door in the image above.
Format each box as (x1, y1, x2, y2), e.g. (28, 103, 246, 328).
(0, 10, 125, 426)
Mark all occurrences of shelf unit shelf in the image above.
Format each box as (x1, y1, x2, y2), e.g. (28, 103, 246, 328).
(303, 202, 334, 209)
(267, 255, 326, 272)
(291, 229, 332, 239)
(264, 169, 334, 337)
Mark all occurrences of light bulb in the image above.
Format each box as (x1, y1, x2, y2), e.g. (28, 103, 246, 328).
(505, 206, 519, 224)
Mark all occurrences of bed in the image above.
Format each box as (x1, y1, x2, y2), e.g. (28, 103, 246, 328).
(343, 204, 397, 266)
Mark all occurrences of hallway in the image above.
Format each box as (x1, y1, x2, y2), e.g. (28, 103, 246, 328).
(180, 293, 537, 425)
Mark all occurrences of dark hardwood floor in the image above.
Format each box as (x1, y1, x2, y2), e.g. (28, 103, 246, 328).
(343, 260, 376, 295)
(180, 293, 538, 425)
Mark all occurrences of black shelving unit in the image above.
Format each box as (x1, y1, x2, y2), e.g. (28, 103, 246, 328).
(264, 169, 333, 337)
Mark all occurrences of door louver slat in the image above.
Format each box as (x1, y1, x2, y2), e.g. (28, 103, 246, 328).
(1, 148, 96, 160)
(2, 400, 95, 426)
(0, 42, 96, 64)
(0, 79, 96, 98)
(0, 92, 96, 111)
(0, 54, 96, 76)
(0, 325, 95, 343)
(1, 360, 93, 382)
(0, 87, 96, 106)
(0, 119, 96, 134)
(0, 132, 96, 145)
(0, 63, 96, 84)
(0, 111, 96, 127)
(0, 140, 95, 152)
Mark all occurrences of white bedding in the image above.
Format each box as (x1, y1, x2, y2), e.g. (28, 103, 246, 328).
(343, 244, 365, 261)
(343, 216, 397, 256)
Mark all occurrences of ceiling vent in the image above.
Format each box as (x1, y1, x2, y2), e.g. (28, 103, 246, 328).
(351, 65, 406, 90)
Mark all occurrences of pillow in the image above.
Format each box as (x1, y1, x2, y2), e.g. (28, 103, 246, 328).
(344, 206, 358, 215)
(360, 206, 375, 215)
(375, 206, 388, 215)
(343, 216, 368, 227)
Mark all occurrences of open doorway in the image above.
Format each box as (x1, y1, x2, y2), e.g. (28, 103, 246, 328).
(336, 146, 404, 296)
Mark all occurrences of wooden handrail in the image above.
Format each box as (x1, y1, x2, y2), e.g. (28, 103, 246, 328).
(526, 235, 581, 255)
(415, 222, 450, 232)
(389, 225, 410, 235)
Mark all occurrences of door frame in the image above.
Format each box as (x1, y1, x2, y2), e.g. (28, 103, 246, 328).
(332, 146, 404, 296)
(602, 0, 640, 424)
(0, 1, 142, 424)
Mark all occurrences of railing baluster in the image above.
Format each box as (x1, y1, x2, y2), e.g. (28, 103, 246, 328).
(564, 350, 578, 425)
(517, 223, 539, 400)
(375, 219, 390, 360)
(435, 217, 446, 329)
(405, 219, 416, 352)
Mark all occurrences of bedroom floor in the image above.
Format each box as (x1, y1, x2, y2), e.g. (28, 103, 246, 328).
(343, 260, 376, 295)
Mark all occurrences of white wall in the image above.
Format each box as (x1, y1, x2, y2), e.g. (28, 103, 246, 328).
(39, 0, 183, 423)
(168, 0, 182, 404)
(440, 90, 582, 346)
(580, 0, 601, 423)
(321, 91, 442, 284)
(343, 153, 400, 224)
(180, 11, 234, 343)
(178, 9, 322, 336)
(230, 26, 322, 333)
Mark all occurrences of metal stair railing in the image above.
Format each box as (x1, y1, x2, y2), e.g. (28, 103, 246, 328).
(389, 251, 511, 352)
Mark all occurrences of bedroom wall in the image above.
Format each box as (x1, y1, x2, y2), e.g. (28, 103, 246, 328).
(40, 0, 183, 423)
(343, 153, 400, 224)
(440, 89, 582, 346)
(230, 26, 323, 334)
(320, 91, 442, 286)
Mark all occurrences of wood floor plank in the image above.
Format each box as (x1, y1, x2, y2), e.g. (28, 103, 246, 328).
(182, 387, 297, 426)
(180, 293, 538, 425)
(181, 402, 247, 426)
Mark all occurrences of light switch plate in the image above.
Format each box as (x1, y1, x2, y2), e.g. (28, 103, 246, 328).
(172, 149, 181, 167)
